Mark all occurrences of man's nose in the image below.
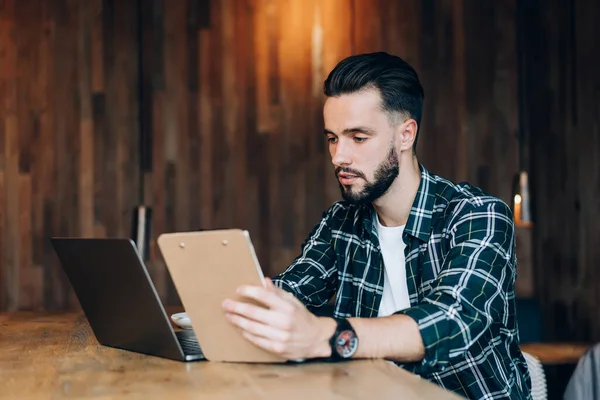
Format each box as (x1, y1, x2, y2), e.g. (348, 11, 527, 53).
(331, 139, 352, 166)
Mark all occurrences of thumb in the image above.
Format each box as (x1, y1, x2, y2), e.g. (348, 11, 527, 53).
(265, 278, 294, 300)
(264, 277, 277, 291)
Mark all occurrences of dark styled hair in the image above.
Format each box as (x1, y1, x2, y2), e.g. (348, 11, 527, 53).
(323, 52, 424, 152)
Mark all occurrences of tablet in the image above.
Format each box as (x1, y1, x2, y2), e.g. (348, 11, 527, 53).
(157, 229, 286, 363)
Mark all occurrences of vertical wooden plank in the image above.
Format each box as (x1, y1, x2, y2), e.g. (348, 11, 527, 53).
(171, 0, 190, 232)
(79, 119, 94, 237)
(0, 172, 5, 310)
(78, 0, 94, 238)
(277, 0, 294, 264)
(381, 0, 421, 70)
(0, 0, 14, 311)
(576, 0, 600, 341)
(437, 0, 462, 182)
(208, 0, 225, 230)
(253, 0, 277, 274)
(414, 0, 436, 169)
(243, 0, 263, 262)
(321, 0, 351, 208)
(305, 1, 327, 238)
(139, 0, 154, 186)
(0, 0, 17, 91)
(113, 0, 139, 237)
(463, 0, 494, 191)
(321, 0, 353, 82)
(220, 0, 236, 230)
(187, 0, 201, 231)
(101, 0, 118, 238)
(150, 0, 165, 237)
(198, 26, 213, 230)
(1, 0, 19, 310)
(67, 0, 82, 309)
(452, 0, 467, 182)
(254, 0, 279, 134)
(52, 0, 75, 241)
(0, 14, 7, 175)
(4, 114, 19, 311)
(40, 0, 57, 310)
(91, 0, 104, 93)
(417, 0, 463, 182)
(114, 0, 129, 238)
(92, 93, 106, 232)
(160, 0, 177, 235)
(490, 0, 519, 204)
(15, 0, 35, 177)
(352, 0, 383, 53)
(148, 0, 168, 301)
(264, 0, 282, 275)
(13, 0, 39, 310)
(17, 1, 46, 310)
(199, 0, 220, 234)
(277, 0, 313, 266)
(18, 174, 32, 309)
(306, 0, 323, 228)
(150, 90, 167, 297)
(29, 1, 45, 278)
(233, 0, 249, 231)
(42, 0, 79, 309)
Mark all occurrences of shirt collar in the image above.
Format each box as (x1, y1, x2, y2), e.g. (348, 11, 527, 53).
(361, 164, 436, 243)
(404, 164, 436, 242)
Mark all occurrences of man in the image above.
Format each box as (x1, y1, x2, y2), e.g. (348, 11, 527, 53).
(221, 52, 532, 399)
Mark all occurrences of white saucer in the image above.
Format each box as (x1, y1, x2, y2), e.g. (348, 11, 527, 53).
(170, 312, 192, 329)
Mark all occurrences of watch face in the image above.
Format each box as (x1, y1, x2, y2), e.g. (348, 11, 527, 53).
(335, 329, 358, 358)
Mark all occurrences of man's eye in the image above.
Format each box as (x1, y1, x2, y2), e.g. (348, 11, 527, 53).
(354, 137, 367, 143)
(327, 136, 338, 143)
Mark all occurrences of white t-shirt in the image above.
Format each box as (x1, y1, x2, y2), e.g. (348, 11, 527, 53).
(376, 214, 411, 317)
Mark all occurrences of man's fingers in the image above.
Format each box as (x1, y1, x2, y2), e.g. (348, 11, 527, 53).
(264, 279, 302, 304)
(236, 285, 294, 312)
(264, 277, 276, 290)
(241, 331, 287, 357)
(225, 313, 290, 343)
(222, 299, 292, 331)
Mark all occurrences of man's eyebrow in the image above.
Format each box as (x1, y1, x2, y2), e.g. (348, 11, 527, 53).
(323, 127, 375, 135)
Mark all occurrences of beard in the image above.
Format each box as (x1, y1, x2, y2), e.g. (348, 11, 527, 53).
(336, 145, 399, 205)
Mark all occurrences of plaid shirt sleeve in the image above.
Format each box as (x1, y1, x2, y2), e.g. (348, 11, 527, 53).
(396, 198, 517, 374)
(271, 207, 338, 310)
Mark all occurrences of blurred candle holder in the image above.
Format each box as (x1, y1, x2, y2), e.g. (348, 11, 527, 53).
(512, 171, 533, 228)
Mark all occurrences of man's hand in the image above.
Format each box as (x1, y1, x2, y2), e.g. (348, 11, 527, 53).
(221, 278, 336, 360)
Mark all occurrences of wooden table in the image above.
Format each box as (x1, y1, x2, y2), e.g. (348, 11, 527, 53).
(0, 312, 463, 399)
(520, 342, 591, 365)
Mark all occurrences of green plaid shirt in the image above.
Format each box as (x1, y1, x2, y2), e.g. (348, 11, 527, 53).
(273, 165, 532, 400)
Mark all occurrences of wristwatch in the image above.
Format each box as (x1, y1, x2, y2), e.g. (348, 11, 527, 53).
(328, 318, 358, 360)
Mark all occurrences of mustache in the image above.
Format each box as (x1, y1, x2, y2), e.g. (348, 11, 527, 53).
(335, 167, 366, 180)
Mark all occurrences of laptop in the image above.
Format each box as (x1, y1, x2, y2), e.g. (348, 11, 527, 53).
(51, 237, 205, 362)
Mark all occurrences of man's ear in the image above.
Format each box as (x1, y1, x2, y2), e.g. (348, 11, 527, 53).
(398, 119, 418, 152)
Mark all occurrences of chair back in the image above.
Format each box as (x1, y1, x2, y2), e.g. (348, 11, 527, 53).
(522, 351, 548, 400)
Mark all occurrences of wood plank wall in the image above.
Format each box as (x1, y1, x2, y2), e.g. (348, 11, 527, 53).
(521, 0, 600, 343)
(0, 0, 524, 310)
(140, 0, 521, 306)
(1, 0, 597, 345)
(0, 0, 139, 311)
